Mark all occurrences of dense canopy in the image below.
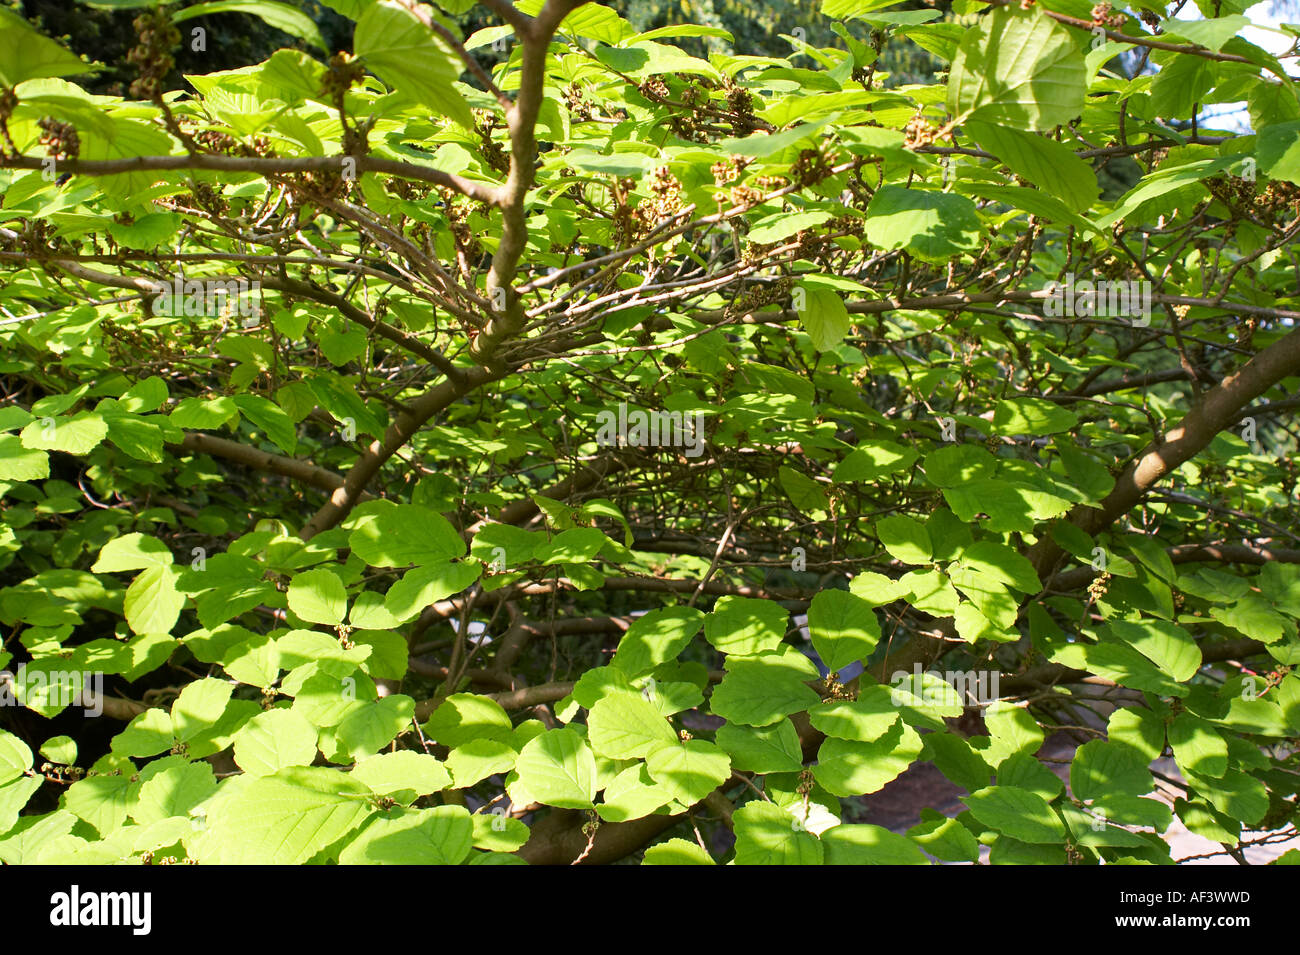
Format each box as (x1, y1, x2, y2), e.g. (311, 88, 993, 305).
(0, 0, 1297, 866)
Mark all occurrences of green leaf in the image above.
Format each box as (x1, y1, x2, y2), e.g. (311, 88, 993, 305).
(0, 776, 44, 835)
(171, 1, 327, 51)
(104, 413, 165, 462)
(512, 728, 596, 809)
(470, 523, 543, 567)
(990, 398, 1078, 436)
(778, 465, 829, 513)
(807, 589, 880, 673)
(446, 738, 517, 788)
(798, 286, 851, 352)
(347, 593, 402, 631)
(20, 413, 107, 454)
(965, 120, 1098, 213)
(982, 702, 1045, 766)
(908, 808, 980, 862)
(955, 540, 1041, 593)
(287, 567, 348, 626)
(862, 185, 980, 260)
(112, 708, 175, 758)
(924, 444, 998, 487)
(643, 837, 716, 864)
(1168, 713, 1227, 779)
(1070, 740, 1152, 802)
(384, 560, 481, 623)
(1107, 620, 1201, 682)
(822, 824, 929, 864)
(833, 441, 918, 483)
(1049, 641, 1187, 697)
(172, 677, 234, 742)
(1157, 16, 1250, 51)
(0, 731, 33, 786)
(63, 772, 138, 836)
(233, 394, 297, 454)
(645, 738, 730, 804)
(964, 183, 1100, 234)
(222, 632, 281, 688)
(597, 763, 674, 822)
(997, 752, 1061, 801)
(39, 736, 76, 766)
(732, 800, 824, 865)
(848, 571, 909, 605)
(924, 732, 996, 793)
(349, 504, 466, 567)
(714, 119, 832, 158)
(335, 695, 416, 760)
(947, 7, 1085, 130)
(198, 766, 373, 864)
(423, 693, 513, 748)
(1210, 594, 1294, 645)
(714, 719, 805, 773)
(339, 805, 472, 864)
(232, 707, 319, 777)
(813, 719, 923, 797)
(123, 565, 185, 636)
(611, 606, 704, 677)
(1258, 120, 1300, 186)
(471, 811, 530, 851)
(703, 595, 788, 656)
(92, 532, 173, 573)
(822, 0, 915, 20)
(0, 434, 50, 480)
(1149, 55, 1219, 120)
(1195, 769, 1268, 826)
(749, 209, 833, 244)
(534, 526, 609, 564)
(354, 0, 473, 129)
(0, 8, 95, 86)
(170, 396, 238, 429)
(962, 786, 1067, 844)
(351, 750, 450, 799)
(808, 695, 899, 743)
(708, 650, 821, 727)
(949, 567, 1017, 630)
(132, 759, 218, 826)
(876, 514, 932, 564)
(587, 692, 676, 759)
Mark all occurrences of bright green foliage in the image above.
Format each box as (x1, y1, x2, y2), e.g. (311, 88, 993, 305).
(0, 0, 1297, 867)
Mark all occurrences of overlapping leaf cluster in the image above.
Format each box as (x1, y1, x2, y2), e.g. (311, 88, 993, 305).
(0, 0, 1297, 865)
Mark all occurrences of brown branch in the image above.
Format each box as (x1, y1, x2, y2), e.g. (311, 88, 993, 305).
(468, 0, 588, 362)
(515, 806, 679, 865)
(0, 154, 501, 205)
(175, 432, 358, 496)
(299, 363, 508, 538)
(414, 679, 575, 721)
(480, 0, 533, 34)
(259, 276, 463, 382)
(1050, 540, 1300, 592)
(1000, 638, 1269, 694)
(488, 449, 632, 528)
(1071, 367, 1193, 397)
(1031, 323, 1300, 578)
